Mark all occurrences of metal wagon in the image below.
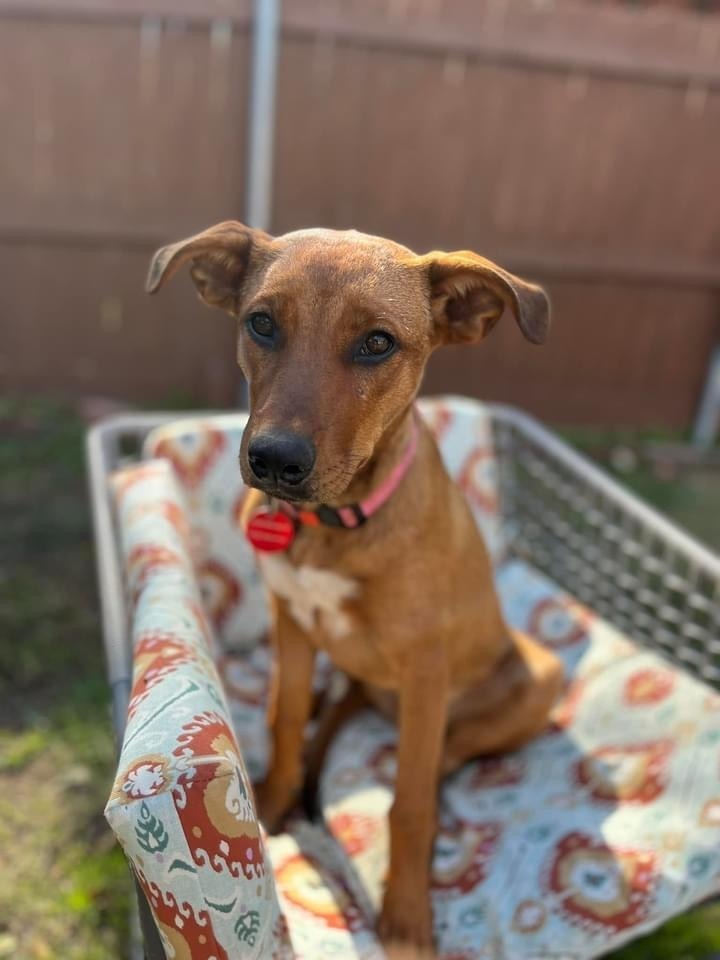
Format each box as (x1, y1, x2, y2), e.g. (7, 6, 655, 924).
(87, 400, 720, 960)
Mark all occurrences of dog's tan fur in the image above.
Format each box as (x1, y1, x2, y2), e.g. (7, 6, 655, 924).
(148, 222, 564, 952)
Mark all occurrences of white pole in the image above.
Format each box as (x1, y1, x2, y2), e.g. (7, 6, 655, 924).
(692, 344, 720, 449)
(245, 0, 281, 232)
(239, 0, 281, 407)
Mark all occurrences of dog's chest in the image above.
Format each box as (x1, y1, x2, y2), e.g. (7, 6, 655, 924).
(257, 553, 359, 640)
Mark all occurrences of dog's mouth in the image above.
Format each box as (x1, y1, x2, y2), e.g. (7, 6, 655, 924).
(239, 438, 370, 507)
(239, 458, 314, 503)
(250, 479, 312, 503)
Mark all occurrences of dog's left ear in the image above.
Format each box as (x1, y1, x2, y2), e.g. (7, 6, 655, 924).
(421, 251, 550, 346)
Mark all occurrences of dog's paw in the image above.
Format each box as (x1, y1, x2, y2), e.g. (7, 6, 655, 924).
(378, 890, 435, 957)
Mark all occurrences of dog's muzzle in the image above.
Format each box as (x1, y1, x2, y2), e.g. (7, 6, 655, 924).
(247, 430, 316, 496)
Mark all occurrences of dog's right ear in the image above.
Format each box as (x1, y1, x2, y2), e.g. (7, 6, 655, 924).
(146, 220, 272, 314)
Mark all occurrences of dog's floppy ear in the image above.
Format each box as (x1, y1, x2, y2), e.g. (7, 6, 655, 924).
(146, 220, 272, 314)
(421, 251, 550, 346)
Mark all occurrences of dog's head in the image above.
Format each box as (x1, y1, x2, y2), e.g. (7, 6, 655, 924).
(148, 222, 548, 504)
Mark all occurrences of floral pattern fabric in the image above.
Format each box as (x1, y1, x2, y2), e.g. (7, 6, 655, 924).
(103, 396, 720, 959)
(320, 559, 720, 959)
(265, 824, 385, 960)
(106, 460, 292, 960)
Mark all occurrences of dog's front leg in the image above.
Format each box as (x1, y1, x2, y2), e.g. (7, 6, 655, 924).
(378, 647, 448, 952)
(254, 598, 315, 833)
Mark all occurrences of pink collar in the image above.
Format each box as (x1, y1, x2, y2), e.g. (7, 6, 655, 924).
(284, 411, 420, 531)
(245, 412, 420, 552)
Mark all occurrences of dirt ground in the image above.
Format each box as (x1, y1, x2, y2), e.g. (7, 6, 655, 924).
(1, 395, 718, 959)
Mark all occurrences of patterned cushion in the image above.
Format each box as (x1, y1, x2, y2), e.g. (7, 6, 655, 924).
(105, 460, 291, 960)
(106, 457, 386, 959)
(105, 397, 720, 959)
(266, 824, 383, 959)
(320, 559, 720, 959)
(142, 416, 268, 655)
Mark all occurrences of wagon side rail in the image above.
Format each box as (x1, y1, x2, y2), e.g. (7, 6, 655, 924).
(491, 406, 720, 689)
(86, 413, 187, 960)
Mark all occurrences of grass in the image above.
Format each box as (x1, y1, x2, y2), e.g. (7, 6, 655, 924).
(614, 903, 720, 960)
(560, 424, 720, 552)
(0, 396, 717, 958)
(0, 397, 129, 959)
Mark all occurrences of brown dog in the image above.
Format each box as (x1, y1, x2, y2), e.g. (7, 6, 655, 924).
(147, 222, 564, 952)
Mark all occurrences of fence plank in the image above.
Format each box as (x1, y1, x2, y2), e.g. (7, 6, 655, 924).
(0, 0, 251, 25)
(281, 0, 720, 88)
(4, 0, 720, 86)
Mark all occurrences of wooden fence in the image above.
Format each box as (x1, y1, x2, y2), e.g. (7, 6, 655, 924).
(1, 0, 719, 425)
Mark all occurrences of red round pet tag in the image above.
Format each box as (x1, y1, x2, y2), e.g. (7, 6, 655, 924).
(246, 509, 296, 552)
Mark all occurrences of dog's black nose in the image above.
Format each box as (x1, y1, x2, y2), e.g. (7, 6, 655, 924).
(248, 431, 316, 488)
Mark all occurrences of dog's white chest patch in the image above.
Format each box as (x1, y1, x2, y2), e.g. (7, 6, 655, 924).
(257, 553, 359, 639)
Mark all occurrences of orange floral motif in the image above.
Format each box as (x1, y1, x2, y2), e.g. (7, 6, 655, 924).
(134, 867, 229, 960)
(110, 754, 172, 804)
(544, 832, 657, 934)
(432, 820, 503, 895)
(467, 755, 527, 790)
(199, 559, 242, 633)
(457, 447, 499, 514)
(662, 831, 685, 851)
(624, 668, 676, 706)
(128, 632, 199, 719)
(700, 798, 720, 827)
(328, 811, 381, 857)
(274, 853, 365, 931)
(217, 650, 270, 708)
(424, 404, 454, 443)
(127, 544, 185, 601)
(172, 712, 265, 881)
(574, 741, 673, 805)
(112, 462, 169, 502)
(127, 499, 191, 546)
(512, 899, 547, 934)
(152, 428, 226, 489)
(529, 596, 592, 650)
(551, 678, 585, 731)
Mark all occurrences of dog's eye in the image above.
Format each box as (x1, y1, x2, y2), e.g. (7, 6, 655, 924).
(247, 312, 275, 342)
(357, 331, 395, 362)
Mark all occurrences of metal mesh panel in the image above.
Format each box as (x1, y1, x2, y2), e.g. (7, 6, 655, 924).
(492, 409, 720, 689)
